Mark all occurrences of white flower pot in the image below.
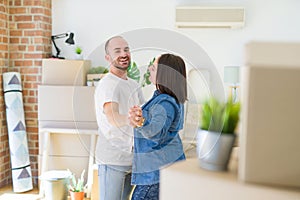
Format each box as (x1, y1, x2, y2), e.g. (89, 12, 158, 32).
(197, 129, 236, 171)
(74, 54, 83, 60)
(87, 81, 93, 86)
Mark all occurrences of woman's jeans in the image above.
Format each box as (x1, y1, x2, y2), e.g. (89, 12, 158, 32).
(131, 183, 159, 200)
(98, 164, 133, 200)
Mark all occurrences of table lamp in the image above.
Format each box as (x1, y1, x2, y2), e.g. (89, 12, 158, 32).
(224, 66, 240, 102)
(51, 32, 75, 59)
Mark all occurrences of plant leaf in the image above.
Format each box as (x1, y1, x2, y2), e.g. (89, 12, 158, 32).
(141, 57, 155, 87)
(67, 169, 86, 192)
(200, 97, 240, 134)
(127, 61, 140, 82)
(88, 66, 109, 74)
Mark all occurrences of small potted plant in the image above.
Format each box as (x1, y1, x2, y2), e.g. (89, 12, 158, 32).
(86, 79, 93, 87)
(87, 66, 109, 83)
(93, 78, 101, 87)
(68, 169, 86, 200)
(74, 46, 83, 60)
(197, 97, 240, 171)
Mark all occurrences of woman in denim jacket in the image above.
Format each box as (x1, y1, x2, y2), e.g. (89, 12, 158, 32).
(129, 53, 187, 200)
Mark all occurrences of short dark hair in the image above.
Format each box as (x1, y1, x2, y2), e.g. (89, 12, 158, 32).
(104, 36, 124, 54)
(156, 53, 187, 103)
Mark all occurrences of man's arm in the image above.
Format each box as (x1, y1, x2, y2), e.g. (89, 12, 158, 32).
(103, 102, 129, 127)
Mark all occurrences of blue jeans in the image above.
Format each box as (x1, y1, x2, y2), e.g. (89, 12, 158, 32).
(131, 184, 159, 200)
(98, 164, 133, 200)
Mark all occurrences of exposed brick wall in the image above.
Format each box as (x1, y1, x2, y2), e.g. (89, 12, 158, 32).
(0, 0, 52, 187)
(0, 0, 10, 188)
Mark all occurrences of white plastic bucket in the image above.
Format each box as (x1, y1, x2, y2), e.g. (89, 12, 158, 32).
(40, 170, 72, 200)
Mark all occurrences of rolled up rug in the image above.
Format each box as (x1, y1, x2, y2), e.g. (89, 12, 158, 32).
(3, 72, 33, 192)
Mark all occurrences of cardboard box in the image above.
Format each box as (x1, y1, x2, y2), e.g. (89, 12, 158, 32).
(87, 74, 106, 81)
(38, 85, 96, 123)
(42, 59, 91, 85)
(160, 158, 300, 200)
(239, 42, 300, 188)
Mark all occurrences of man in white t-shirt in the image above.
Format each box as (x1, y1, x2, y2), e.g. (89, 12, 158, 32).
(94, 36, 144, 200)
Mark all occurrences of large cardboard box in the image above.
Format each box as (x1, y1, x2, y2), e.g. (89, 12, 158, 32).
(38, 85, 97, 128)
(42, 59, 91, 86)
(239, 42, 300, 188)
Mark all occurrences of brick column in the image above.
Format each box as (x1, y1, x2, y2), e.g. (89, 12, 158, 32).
(0, 0, 52, 187)
(0, 0, 10, 188)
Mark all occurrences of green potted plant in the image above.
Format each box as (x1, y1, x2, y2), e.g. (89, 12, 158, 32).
(68, 169, 86, 200)
(74, 46, 83, 60)
(197, 96, 240, 171)
(86, 66, 109, 86)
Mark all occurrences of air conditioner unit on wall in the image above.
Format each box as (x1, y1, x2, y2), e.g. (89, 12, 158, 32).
(175, 6, 245, 28)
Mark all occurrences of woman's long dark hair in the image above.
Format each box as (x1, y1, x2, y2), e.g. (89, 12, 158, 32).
(156, 53, 187, 104)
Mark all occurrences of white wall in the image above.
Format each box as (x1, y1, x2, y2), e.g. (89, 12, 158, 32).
(50, 0, 300, 184)
(52, 0, 300, 73)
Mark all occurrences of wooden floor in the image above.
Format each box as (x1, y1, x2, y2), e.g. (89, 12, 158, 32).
(0, 185, 39, 195)
(0, 185, 91, 200)
(0, 185, 40, 200)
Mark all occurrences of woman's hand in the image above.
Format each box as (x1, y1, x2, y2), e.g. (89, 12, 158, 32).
(128, 105, 144, 128)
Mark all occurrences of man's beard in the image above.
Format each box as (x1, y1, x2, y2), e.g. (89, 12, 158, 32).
(112, 56, 130, 71)
(114, 64, 129, 71)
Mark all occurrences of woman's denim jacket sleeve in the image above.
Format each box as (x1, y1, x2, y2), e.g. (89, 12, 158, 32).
(131, 90, 186, 185)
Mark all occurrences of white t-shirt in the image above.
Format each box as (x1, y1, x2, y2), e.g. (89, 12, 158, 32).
(94, 73, 144, 166)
